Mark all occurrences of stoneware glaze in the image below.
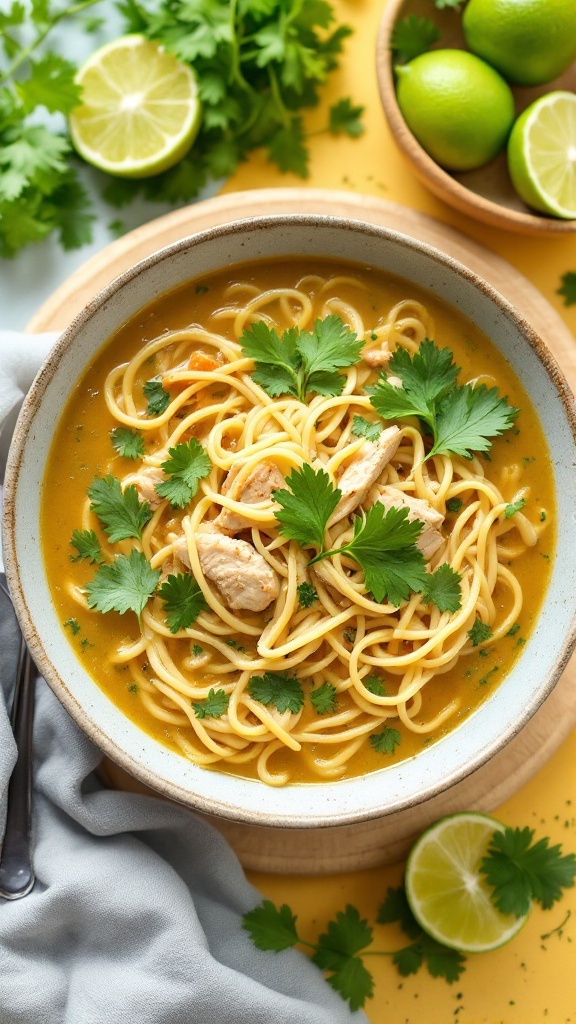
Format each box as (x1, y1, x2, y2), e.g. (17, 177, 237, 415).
(4, 215, 576, 830)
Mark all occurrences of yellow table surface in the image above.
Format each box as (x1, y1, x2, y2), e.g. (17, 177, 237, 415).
(220, 2, 576, 1020)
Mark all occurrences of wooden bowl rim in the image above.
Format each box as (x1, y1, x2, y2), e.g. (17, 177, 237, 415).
(376, 0, 576, 236)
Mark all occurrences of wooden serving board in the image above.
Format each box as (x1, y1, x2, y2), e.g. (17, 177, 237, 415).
(29, 188, 576, 873)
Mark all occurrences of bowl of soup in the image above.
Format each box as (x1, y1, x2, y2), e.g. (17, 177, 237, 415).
(4, 215, 576, 829)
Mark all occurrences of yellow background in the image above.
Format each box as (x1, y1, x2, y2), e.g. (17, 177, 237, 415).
(220, 2, 576, 1020)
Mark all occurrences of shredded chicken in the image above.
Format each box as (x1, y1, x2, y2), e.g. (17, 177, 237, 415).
(214, 460, 284, 534)
(376, 485, 445, 560)
(362, 340, 391, 367)
(124, 466, 165, 510)
(173, 531, 279, 612)
(329, 426, 402, 526)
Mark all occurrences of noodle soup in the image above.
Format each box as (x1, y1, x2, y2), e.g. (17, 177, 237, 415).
(41, 257, 554, 786)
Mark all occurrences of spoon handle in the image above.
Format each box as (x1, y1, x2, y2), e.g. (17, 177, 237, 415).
(0, 634, 36, 899)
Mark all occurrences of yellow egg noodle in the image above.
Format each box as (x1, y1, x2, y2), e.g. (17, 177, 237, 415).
(65, 272, 546, 786)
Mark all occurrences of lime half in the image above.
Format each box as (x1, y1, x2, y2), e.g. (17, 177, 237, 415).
(507, 91, 576, 219)
(405, 812, 529, 953)
(69, 35, 201, 179)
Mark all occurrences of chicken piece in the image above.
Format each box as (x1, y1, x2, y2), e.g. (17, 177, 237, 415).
(124, 466, 165, 510)
(329, 426, 402, 526)
(376, 485, 445, 560)
(173, 531, 280, 612)
(362, 340, 391, 367)
(214, 460, 285, 534)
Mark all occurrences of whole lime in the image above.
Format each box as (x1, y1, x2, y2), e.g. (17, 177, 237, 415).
(463, 0, 576, 87)
(395, 50, 515, 172)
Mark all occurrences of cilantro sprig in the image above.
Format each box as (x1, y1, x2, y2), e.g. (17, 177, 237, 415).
(370, 340, 520, 460)
(111, 426, 145, 460)
(87, 474, 152, 542)
(155, 438, 211, 509)
(158, 572, 207, 633)
(69, 528, 103, 564)
(240, 316, 363, 402)
(86, 549, 160, 618)
(192, 687, 230, 720)
(481, 827, 576, 918)
(247, 671, 304, 714)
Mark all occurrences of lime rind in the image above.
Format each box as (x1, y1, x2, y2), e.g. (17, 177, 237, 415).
(405, 811, 529, 954)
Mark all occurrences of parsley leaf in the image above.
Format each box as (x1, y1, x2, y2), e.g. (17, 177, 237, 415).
(391, 16, 440, 63)
(422, 563, 462, 613)
(192, 687, 230, 720)
(480, 827, 576, 917)
(312, 906, 374, 1013)
(155, 439, 211, 509)
(86, 550, 160, 618)
(297, 581, 318, 608)
(247, 671, 304, 714)
(467, 619, 493, 646)
(311, 681, 338, 714)
(274, 464, 341, 550)
(143, 379, 170, 415)
(158, 572, 207, 633)
(111, 426, 145, 460)
(504, 497, 526, 518)
(370, 725, 401, 755)
(69, 529, 103, 564)
(557, 271, 576, 306)
(88, 475, 152, 543)
(351, 414, 381, 442)
(370, 340, 519, 460)
(240, 315, 363, 401)
(242, 900, 299, 952)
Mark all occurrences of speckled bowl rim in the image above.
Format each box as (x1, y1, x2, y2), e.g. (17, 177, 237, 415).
(4, 213, 576, 829)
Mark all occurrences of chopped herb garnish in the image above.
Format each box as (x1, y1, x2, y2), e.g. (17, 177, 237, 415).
(297, 581, 318, 608)
(63, 617, 80, 635)
(155, 438, 211, 509)
(195, 284, 209, 295)
(478, 666, 498, 687)
(540, 510, 547, 522)
(240, 316, 363, 402)
(88, 475, 152, 543)
(370, 726, 401, 755)
(516, 637, 527, 648)
(143, 379, 170, 416)
(128, 683, 138, 693)
(446, 497, 463, 513)
(192, 644, 204, 657)
(192, 688, 230, 720)
(86, 550, 160, 619)
(504, 497, 526, 518)
(80, 637, 94, 650)
(343, 628, 357, 644)
(225, 638, 246, 652)
(310, 681, 338, 715)
(351, 415, 381, 442)
(111, 426, 145, 460)
(247, 671, 304, 714)
(364, 674, 387, 696)
(467, 619, 493, 646)
(69, 528, 103, 564)
(158, 572, 207, 633)
(507, 623, 520, 637)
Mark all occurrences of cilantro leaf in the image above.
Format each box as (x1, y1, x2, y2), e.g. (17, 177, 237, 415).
(467, 619, 493, 646)
(370, 340, 519, 460)
(422, 563, 462, 613)
(88, 475, 152, 543)
(391, 16, 440, 63)
(312, 906, 374, 1012)
(318, 504, 428, 606)
(297, 581, 318, 608)
(364, 674, 387, 696)
(242, 900, 299, 952)
(69, 529, 103, 564)
(328, 97, 364, 137)
(351, 415, 381, 442)
(310, 681, 338, 715)
(393, 945, 423, 976)
(480, 827, 576, 917)
(558, 271, 576, 305)
(158, 572, 207, 632)
(267, 117, 309, 176)
(377, 886, 422, 939)
(274, 464, 341, 550)
(192, 687, 230, 720)
(240, 321, 300, 397)
(504, 497, 526, 518)
(86, 550, 160, 618)
(378, 887, 466, 982)
(247, 671, 304, 714)
(15, 54, 81, 115)
(155, 439, 211, 509)
(323, 955, 374, 1012)
(111, 426, 145, 460)
(143, 379, 170, 415)
(370, 725, 401, 755)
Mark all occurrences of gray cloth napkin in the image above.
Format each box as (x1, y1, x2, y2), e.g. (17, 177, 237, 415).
(0, 331, 366, 1024)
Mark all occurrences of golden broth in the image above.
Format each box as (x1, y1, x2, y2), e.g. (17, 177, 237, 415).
(41, 258, 554, 784)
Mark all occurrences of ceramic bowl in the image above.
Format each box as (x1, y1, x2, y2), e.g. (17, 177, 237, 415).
(4, 214, 576, 829)
(376, 0, 576, 235)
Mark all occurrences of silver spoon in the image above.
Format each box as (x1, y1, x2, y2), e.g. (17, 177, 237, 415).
(0, 571, 35, 899)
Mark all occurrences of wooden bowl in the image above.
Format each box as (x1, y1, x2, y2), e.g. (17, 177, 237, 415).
(376, 0, 576, 235)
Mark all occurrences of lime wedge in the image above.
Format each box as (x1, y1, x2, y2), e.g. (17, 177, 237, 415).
(405, 812, 529, 953)
(507, 91, 576, 219)
(69, 35, 201, 179)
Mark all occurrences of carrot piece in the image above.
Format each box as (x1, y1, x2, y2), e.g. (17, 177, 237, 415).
(188, 351, 219, 372)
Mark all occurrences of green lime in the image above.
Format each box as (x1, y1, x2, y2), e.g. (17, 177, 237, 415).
(69, 35, 201, 179)
(507, 91, 576, 219)
(395, 50, 515, 172)
(463, 0, 576, 87)
(405, 812, 529, 954)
